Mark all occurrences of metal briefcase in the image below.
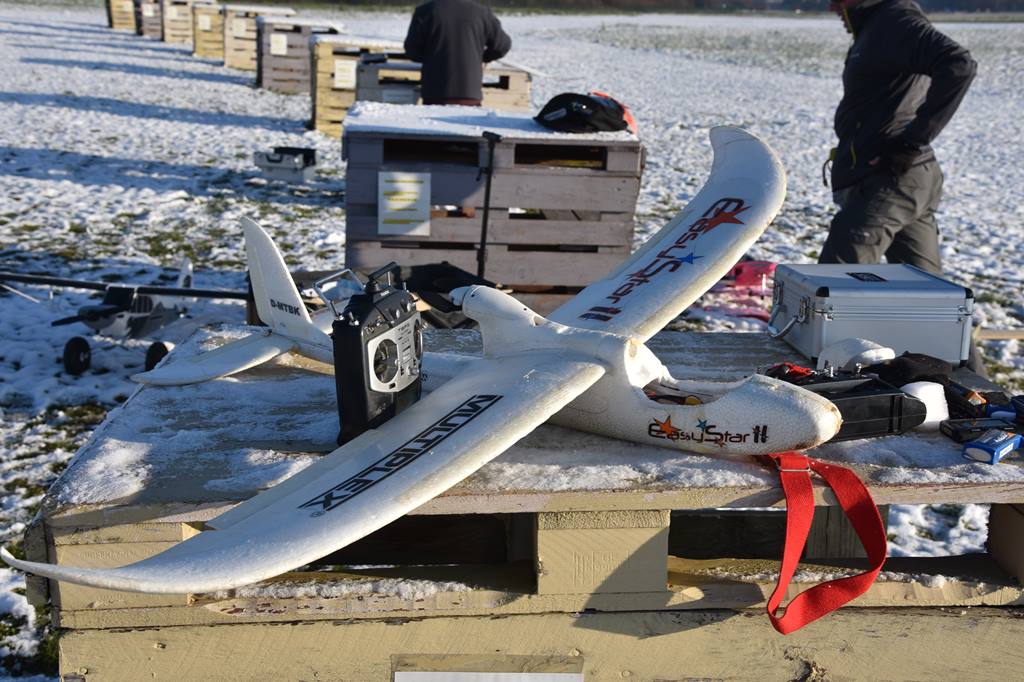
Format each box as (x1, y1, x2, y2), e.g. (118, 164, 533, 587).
(767, 264, 974, 365)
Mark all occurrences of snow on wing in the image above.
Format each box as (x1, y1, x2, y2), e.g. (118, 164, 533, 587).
(549, 126, 786, 342)
(2, 353, 605, 594)
(131, 331, 296, 385)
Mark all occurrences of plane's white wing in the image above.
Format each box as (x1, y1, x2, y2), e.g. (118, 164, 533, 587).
(131, 331, 296, 385)
(549, 126, 786, 342)
(3, 352, 605, 593)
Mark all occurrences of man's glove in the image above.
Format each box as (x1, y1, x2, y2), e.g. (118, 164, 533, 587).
(875, 137, 922, 176)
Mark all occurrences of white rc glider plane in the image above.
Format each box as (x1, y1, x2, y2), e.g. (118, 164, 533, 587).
(2, 127, 843, 595)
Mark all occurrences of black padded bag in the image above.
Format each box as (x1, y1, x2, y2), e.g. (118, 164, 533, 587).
(534, 92, 630, 133)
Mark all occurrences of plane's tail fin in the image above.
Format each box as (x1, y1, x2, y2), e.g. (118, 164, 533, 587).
(241, 218, 323, 344)
(175, 257, 193, 289)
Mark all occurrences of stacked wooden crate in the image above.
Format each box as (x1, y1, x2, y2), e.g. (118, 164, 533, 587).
(223, 4, 296, 71)
(343, 104, 641, 312)
(160, 0, 192, 44)
(191, 2, 223, 59)
(310, 34, 404, 138)
(256, 16, 346, 94)
(135, 0, 163, 40)
(355, 57, 531, 111)
(25, 330, 1024, 680)
(107, 0, 137, 31)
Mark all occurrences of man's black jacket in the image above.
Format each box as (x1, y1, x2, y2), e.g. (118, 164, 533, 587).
(831, 0, 976, 190)
(404, 0, 512, 103)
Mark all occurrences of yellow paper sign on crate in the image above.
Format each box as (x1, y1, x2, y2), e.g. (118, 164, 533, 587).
(378, 172, 430, 237)
(333, 59, 356, 90)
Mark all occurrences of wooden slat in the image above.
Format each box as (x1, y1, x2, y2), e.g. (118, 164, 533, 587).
(345, 241, 626, 289)
(56, 553, 1024, 629)
(58, 606, 1024, 682)
(345, 207, 633, 247)
(344, 165, 641, 213)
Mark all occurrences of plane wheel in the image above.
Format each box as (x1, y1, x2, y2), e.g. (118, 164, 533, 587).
(145, 342, 171, 371)
(63, 337, 91, 375)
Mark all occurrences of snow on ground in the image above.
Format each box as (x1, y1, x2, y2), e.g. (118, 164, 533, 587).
(0, 2, 1021, 677)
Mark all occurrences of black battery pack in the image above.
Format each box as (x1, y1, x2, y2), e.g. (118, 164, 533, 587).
(798, 375, 928, 442)
(332, 263, 423, 445)
(940, 418, 1021, 443)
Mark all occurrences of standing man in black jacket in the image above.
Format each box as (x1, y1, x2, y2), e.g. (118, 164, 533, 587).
(404, 0, 512, 106)
(819, 0, 976, 275)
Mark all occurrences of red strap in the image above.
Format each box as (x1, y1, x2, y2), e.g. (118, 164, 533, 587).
(765, 451, 887, 635)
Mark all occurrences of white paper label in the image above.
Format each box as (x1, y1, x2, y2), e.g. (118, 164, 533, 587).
(197, 14, 211, 31)
(120, 0, 133, 11)
(167, 6, 179, 19)
(270, 33, 289, 56)
(233, 17, 248, 37)
(142, 5, 155, 18)
(378, 172, 430, 237)
(332, 59, 356, 90)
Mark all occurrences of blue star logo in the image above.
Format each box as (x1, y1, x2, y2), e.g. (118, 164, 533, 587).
(673, 253, 703, 265)
(696, 419, 708, 431)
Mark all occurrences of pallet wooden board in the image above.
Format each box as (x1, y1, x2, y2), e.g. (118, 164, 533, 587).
(57, 607, 1024, 681)
(256, 16, 345, 94)
(160, 0, 191, 44)
(346, 240, 627, 289)
(55, 553, 1024, 630)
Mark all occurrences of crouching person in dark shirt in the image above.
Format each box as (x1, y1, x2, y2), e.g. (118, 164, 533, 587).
(404, 0, 512, 106)
(820, 0, 976, 275)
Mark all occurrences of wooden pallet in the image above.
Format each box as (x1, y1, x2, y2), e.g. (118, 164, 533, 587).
(310, 35, 404, 138)
(135, 0, 163, 40)
(160, 0, 192, 45)
(256, 16, 345, 94)
(222, 4, 295, 71)
(355, 58, 532, 111)
(21, 330, 1024, 680)
(107, 0, 137, 31)
(191, 2, 223, 60)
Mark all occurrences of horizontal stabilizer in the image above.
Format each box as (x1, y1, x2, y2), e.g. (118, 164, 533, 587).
(132, 332, 295, 386)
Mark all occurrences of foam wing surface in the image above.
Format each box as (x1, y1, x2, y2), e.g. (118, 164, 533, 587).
(549, 126, 786, 342)
(131, 332, 295, 385)
(3, 353, 604, 593)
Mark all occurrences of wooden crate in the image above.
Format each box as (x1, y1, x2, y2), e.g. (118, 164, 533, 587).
(355, 58, 532, 111)
(21, 330, 1024, 681)
(135, 0, 163, 40)
(191, 2, 223, 59)
(107, 0, 137, 31)
(256, 16, 345, 94)
(310, 34, 404, 138)
(223, 4, 296, 71)
(160, 0, 192, 45)
(342, 105, 642, 295)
